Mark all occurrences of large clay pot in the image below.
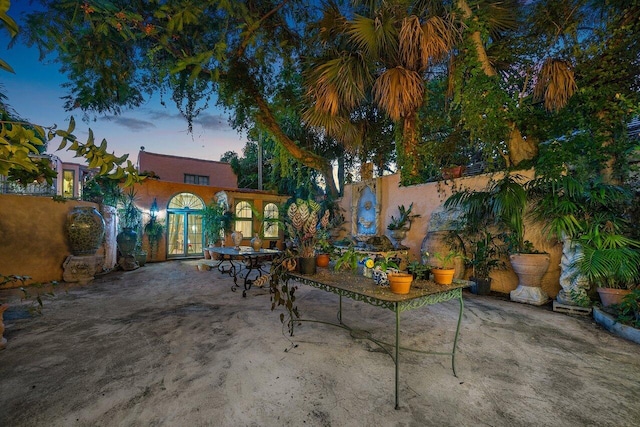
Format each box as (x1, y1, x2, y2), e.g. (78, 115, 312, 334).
(509, 253, 551, 306)
(116, 227, 138, 257)
(66, 206, 106, 256)
(231, 230, 243, 249)
(299, 256, 317, 275)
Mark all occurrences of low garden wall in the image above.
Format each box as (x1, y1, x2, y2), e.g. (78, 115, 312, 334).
(0, 195, 115, 287)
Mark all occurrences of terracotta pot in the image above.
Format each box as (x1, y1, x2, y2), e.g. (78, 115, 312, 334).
(597, 287, 631, 307)
(316, 253, 330, 268)
(442, 166, 465, 180)
(388, 272, 413, 294)
(433, 268, 455, 285)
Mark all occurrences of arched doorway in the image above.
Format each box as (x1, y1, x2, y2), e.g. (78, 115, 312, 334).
(166, 192, 205, 258)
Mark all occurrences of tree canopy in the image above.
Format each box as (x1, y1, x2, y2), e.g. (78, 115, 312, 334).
(13, 0, 640, 194)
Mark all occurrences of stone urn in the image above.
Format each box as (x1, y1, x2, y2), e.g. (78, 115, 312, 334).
(509, 253, 551, 306)
(66, 206, 106, 256)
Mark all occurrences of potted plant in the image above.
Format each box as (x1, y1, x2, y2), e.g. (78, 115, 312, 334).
(528, 175, 640, 307)
(143, 218, 164, 260)
(466, 231, 505, 295)
(387, 203, 420, 248)
(425, 250, 462, 285)
(117, 189, 142, 268)
(285, 198, 330, 275)
(334, 246, 361, 272)
(406, 258, 430, 281)
(445, 174, 551, 304)
(315, 229, 334, 267)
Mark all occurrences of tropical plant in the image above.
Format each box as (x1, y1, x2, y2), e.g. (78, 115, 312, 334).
(285, 199, 330, 258)
(118, 189, 142, 231)
(425, 249, 462, 270)
(143, 218, 164, 259)
(614, 289, 640, 328)
(527, 175, 640, 289)
(466, 231, 506, 279)
(374, 253, 401, 272)
(202, 203, 226, 246)
(444, 174, 541, 254)
(333, 246, 360, 272)
(387, 203, 421, 231)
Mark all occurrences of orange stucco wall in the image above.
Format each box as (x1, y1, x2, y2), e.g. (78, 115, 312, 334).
(0, 195, 105, 286)
(339, 171, 562, 297)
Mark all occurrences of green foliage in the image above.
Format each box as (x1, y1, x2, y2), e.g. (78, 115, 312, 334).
(333, 246, 360, 272)
(143, 218, 164, 259)
(444, 174, 538, 254)
(424, 250, 462, 270)
(613, 289, 640, 328)
(0, 273, 60, 316)
(387, 203, 420, 230)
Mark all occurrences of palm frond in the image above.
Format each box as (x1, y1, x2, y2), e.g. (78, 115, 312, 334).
(534, 58, 577, 112)
(399, 16, 426, 71)
(372, 66, 423, 121)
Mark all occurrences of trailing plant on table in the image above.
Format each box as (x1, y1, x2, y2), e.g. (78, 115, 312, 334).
(253, 250, 300, 337)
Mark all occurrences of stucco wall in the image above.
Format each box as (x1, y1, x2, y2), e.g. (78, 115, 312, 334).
(0, 195, 106, 286)
(339, 172, 562, 297)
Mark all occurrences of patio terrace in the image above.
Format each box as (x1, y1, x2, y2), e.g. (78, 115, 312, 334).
(1, 260, 638, 426)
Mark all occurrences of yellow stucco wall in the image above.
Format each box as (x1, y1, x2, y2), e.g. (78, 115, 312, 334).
(0, 195, 102, 286)
(339, 171, 562, 297)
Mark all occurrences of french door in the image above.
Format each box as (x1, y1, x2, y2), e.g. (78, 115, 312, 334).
(167, 212, 203, 258)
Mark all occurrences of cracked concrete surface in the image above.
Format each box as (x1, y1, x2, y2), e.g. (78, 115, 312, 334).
(1, 260, 639, 426)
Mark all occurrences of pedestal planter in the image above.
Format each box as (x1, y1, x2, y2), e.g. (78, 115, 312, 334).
(66, 206, 106, 256)
(509, 253, 551, 306)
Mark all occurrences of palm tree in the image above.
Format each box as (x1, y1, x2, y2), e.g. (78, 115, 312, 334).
(304, 0, 456, 179)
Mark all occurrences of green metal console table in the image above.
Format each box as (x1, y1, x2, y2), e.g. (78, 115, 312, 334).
(286, 270, 470, 409)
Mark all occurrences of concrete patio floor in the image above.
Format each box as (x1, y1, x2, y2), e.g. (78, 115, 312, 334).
(1, 260, 638, 427)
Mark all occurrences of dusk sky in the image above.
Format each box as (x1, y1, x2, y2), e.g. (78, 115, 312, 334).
(1, 2, 246, 167)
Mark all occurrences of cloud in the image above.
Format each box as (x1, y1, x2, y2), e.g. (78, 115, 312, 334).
(101, 115, 156, 132)
(194, 112, 230, 131)
(146, 109, 231, 131)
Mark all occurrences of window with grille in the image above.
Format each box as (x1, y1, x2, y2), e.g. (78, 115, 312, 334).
(184, 174, 209, 185)
(235, 201, 253, 238)
(263, 203, 279, 239)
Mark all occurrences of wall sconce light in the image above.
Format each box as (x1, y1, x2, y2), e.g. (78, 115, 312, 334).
(150, 198, 158, 221)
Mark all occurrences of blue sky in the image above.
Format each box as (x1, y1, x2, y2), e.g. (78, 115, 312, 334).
(1, 2, 245, 166)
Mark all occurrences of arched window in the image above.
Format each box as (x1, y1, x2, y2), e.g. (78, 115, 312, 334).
(263, 203, 279, 239)
(168, 193, 204, 210)
(235, 201, 253, 238)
